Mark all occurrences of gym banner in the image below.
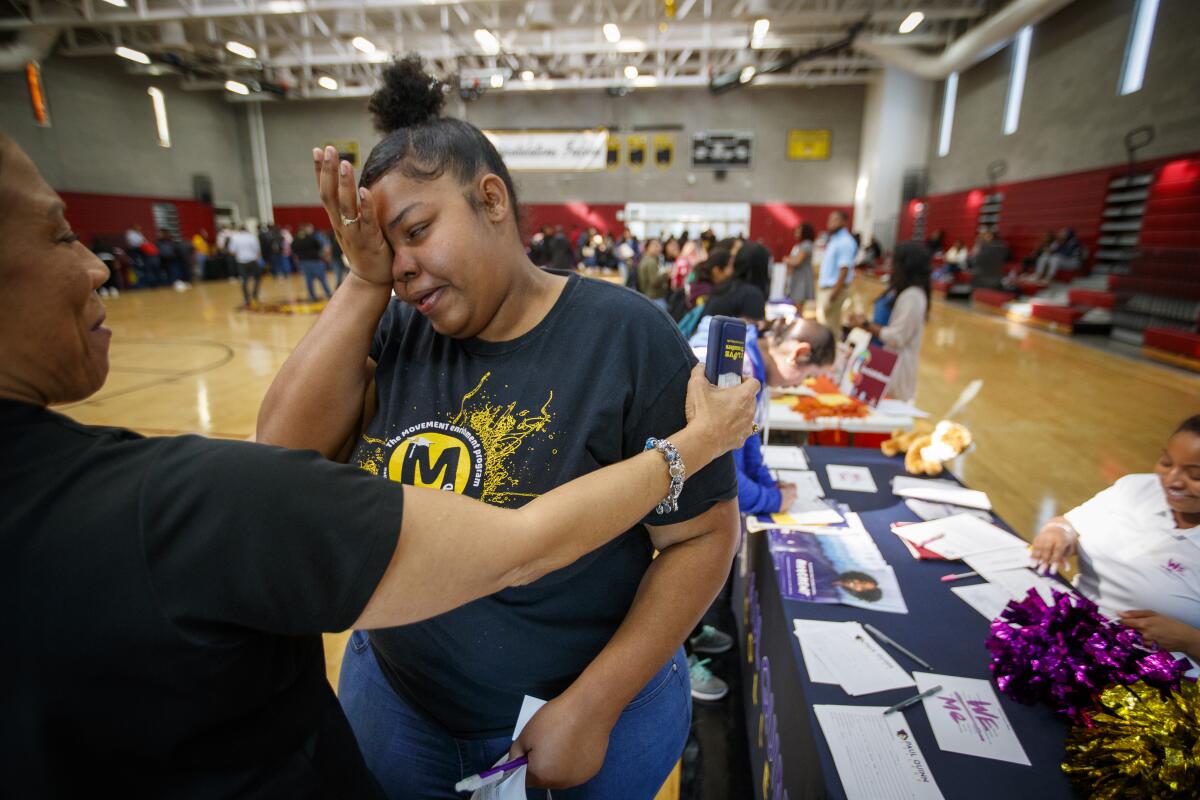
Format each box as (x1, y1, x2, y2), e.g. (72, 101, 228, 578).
(482, 129, 609, 171)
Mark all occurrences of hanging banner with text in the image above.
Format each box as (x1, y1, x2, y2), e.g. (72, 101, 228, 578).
(482, 129, 610, 171)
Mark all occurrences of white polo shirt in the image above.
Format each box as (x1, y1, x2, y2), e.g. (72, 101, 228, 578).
(1066, 473, 1200, 626)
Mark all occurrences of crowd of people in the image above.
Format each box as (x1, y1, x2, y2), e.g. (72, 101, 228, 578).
(92, 220, 348, 305)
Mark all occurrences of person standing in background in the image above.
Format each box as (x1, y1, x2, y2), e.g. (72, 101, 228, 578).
(638, 238, 670, 311)
(851, 242, 931, 403)
(294, 223, 332, 302)
(785, 223, 816, 313)
(229, 223, 264, 306)
(817, 210, 857, 337)
(191, 229, 210, 281)
(330, 229, 347, 287)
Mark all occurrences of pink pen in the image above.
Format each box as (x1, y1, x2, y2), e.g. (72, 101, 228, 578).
(940, 571, 978, 583)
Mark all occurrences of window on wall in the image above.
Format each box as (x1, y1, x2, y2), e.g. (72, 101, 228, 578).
(1119, 0, 1160, 95)
(937, 72, 958, 157)
(1003, 26, 1032, 136)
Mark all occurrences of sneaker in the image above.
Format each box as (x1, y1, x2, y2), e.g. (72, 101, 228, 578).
(689, 624, 734, 655)
(97, 287, 109, 298)
(110, 288, 119, 298)
(688, 655, 729, 702)
(173, 280, 189, 292)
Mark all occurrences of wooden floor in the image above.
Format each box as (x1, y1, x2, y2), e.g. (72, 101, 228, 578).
(58, 273, 1197, 785)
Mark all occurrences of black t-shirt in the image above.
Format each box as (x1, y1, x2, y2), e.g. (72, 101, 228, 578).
(293, 234, 324, 261)
(702, 278, 766, 321)
(353, 272, 736, 737)
(0, 400, 404, 798)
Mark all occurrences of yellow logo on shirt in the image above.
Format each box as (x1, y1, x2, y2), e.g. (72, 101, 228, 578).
(390, 431, 474, 493)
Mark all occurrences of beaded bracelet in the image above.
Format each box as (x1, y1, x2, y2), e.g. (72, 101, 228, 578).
(645, 437, 685, 515)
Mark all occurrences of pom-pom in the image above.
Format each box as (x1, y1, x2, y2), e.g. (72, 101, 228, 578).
(368, 55, 446, 133)
(985, 589, 1190, 722)
(1062, 680, 1200, 798)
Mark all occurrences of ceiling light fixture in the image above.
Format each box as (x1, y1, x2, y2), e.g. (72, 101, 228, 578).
(624, 65, 638, 80)
(751, 18, 769, 48)
(225, 41, 257, 59)
(490, 73, 504, 88)
(101, 0, 128, 7)
(474, 29, 500, 55)
(521, 70, 535, 81)
(899, 11, 925, 34)
(224, 79, 250, 95)
(318, 75, 339, 90)
(603, 23, 621, 43)
(115, 46, 150, 64)
(351, 36, 376, 54)
(739, 65, 756, 84)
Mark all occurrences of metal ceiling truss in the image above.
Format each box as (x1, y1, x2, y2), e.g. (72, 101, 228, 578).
(3, 0, 988, 97)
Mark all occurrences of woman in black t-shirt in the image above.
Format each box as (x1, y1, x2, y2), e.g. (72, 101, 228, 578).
(257, 57, 743, 798)
(0, 133, 757, 797)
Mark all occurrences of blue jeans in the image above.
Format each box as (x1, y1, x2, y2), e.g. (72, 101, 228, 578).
(338, 632, 690, 800)
(301, 259, 332, 300)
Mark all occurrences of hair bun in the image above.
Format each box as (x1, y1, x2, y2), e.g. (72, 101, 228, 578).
(368, 56, 446, 133)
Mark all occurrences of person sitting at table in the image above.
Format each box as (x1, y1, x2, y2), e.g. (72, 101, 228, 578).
(1031, 415, 1200, 661)
(691, 316, 837, 516)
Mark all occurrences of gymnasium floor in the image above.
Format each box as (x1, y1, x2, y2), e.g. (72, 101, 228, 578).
(58, 270, 1197, 797)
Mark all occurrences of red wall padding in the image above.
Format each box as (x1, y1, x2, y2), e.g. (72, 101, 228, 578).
(274, 201, 852, 262)
(898, 149, 1200, 264)
(59, 191, 215, 246)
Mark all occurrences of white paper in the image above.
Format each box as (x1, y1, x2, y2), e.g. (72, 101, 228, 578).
(469, 696, 547, 800)
(875, 399, 931, 419)
(950, 583, 1013, 621)
(826, 465, 879, 493)
(981, 568, 1066, 605)
(778, 495, 844, 525)
(905, 498, 992, 523)
(914, 673, 1031, 765)
(793, 619, 847, 684)
(964, 548, 1034, 575)
(890, 515, 1026, 561)
(813, 705, 945, 800)
(762, 445, 809, 470)
(774, 468, 825, 498)
(803, 624, 915, 695)
(892, 477, 992, 511)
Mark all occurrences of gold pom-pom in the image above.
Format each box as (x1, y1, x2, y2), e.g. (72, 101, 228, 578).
(1062, 680, 1200, 799)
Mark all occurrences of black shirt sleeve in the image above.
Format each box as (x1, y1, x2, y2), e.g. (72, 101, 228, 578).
(370, 300, 402, 363)
(139, 436, 404, 638)
(621, 309, 738, 527)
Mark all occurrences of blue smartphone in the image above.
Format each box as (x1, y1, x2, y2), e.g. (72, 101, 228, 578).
(704, 316, 747, 387)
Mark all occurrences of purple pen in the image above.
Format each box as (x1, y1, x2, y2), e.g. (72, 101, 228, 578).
(454, 756, 530, 793)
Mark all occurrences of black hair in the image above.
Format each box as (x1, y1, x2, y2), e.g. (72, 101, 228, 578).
(360, 56, 520, 229)
(763, 317, 837, 366)
(882, 241, 932, 319)
(734, 241, 771, 296)
(798, 222, 815, 242)
(694, 245, 732, 284)
(1176, 416, 1200, 436)
(836, 570, 882, 602)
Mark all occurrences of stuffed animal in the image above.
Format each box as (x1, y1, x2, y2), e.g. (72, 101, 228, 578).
(882, 420, 973, 476)
(880, 421, 932, 458)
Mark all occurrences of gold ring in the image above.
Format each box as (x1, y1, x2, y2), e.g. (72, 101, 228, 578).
(341, 214, 360, 226)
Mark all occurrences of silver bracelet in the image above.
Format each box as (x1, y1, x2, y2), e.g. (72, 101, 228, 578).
(645, 437, 685, 514)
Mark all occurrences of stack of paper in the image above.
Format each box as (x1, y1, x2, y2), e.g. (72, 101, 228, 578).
(889, 514, 1025, 561)
(793, 620, 915, 695)
(892, 476, 992, 511)
(827, 465, 879, 493)
(761, 445, 808, 470)
(773, 495, 845, 526)
(904, 498, 992, 523)
(813, 705, 944, 800)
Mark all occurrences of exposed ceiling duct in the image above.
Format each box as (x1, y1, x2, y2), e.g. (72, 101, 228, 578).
(855, 0, 1078, 80)
(0, 28, 60, 72)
